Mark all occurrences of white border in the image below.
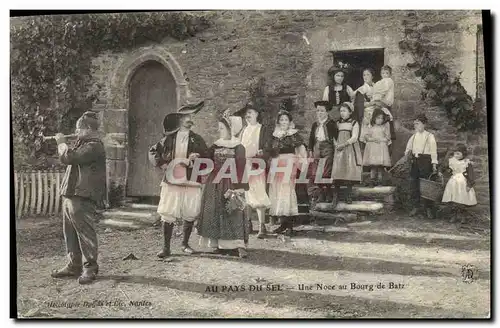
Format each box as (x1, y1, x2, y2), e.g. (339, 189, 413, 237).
(3, 2, 498, 327)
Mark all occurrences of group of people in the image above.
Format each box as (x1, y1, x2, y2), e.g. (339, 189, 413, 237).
(48, 64, 478, 285)
(144, 65, 401, 261)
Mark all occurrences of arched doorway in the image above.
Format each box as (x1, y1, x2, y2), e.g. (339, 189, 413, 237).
(127, 60, 177, 196)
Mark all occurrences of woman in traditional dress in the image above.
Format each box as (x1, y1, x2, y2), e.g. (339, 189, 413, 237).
(331, 102, 363, 205)
(197, 111, 250, 258)
(322, 66, 355, 121)
(353, 68, 376, 125)
(268, 110, 308, 236)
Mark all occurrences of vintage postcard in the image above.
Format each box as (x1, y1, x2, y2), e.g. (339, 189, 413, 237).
(11, 10, 491, 319)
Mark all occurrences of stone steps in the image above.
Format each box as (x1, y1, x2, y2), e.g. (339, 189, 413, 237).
(306, 185, 396, 224)
(105, 184, 396, 229)
(314, 201, 385, 213)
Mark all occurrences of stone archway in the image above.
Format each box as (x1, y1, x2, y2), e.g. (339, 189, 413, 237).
(110, 46, 189, 109)
(103, 47, 189, 203)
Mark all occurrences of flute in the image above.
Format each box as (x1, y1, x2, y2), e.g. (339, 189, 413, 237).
(42, 134, 77, 141)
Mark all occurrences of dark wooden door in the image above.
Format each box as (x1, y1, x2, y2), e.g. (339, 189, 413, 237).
(127, 61, 177, 196)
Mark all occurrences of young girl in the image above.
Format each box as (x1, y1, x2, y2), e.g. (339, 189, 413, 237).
(369, 65, 396, 149)
(331, 102, 362, 205)
(441, 144, 477, 224)
(360, 107, 391, 186)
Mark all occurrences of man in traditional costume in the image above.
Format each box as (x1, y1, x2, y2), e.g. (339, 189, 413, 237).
(149, 102, 208, 257)
(51, 111, 106, 285)
(234, 102, 272, 239)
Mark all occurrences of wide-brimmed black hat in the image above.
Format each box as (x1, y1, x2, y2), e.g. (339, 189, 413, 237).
(176, 101, 205, 115)
(162, 113, 185, 135)
(314, 100, 330, 109)
(234, 101, 262, 118)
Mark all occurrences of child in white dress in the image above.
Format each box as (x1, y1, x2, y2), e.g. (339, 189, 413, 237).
(441, 144, 477, 223)
(360, 108, 392, 186)
(368, 65, 396, 150)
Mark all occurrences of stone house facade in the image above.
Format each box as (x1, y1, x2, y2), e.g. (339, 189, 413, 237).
(88, 10, 488, 205)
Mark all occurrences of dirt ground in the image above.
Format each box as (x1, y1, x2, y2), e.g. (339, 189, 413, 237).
(15, 211, 491, 319)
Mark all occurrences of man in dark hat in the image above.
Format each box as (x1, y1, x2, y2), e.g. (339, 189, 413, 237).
(149, 101, 208, 257)
(308, 101, 339, 204)
(404, 113, 439, 219)
(51, 111, 106, 284)
(235, 101, 272, 239)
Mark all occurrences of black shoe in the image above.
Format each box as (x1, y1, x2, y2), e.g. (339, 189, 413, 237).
(272, 224, 287, 234)
(257, 224, 267, 239)
(157, 248, 171, 258)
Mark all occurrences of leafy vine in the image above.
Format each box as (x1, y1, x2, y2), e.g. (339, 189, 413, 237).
(11, 12, 213, 170)
(398, 13, 486, 132)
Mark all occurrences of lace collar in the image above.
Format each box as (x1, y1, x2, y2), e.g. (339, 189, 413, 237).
(273, 128, 298, 138)
(317, 117, 329, 125)
(338, 117, 354, 124)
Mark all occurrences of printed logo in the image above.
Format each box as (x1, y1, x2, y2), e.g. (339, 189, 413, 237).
(461, 264, 476, 283)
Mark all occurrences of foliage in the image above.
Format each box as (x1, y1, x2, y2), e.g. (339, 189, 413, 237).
(398, 14, 486, 132)
(11, 12, 212, 170)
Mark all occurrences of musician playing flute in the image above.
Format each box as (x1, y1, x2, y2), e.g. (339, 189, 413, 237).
(50, 111, 106, 284)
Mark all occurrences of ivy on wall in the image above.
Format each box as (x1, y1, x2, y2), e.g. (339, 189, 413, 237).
(11, 12, 212, 170)
(398, 13, 486, 132)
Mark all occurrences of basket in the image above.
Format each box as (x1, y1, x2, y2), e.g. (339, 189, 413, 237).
(419, 173, 445, 202)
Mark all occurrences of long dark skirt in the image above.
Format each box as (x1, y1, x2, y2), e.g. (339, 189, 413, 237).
(197, 177, 247, 248)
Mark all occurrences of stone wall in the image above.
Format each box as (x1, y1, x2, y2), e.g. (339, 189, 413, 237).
(88, 10, 488, 204)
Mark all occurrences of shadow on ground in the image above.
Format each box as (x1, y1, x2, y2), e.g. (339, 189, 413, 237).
(291, 229, 490, 251)
(188, 248, 490, 281)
